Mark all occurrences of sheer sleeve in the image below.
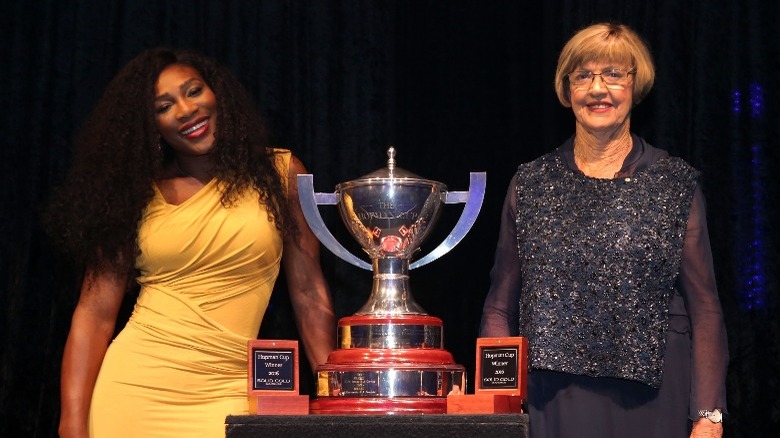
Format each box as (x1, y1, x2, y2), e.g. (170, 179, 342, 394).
(480, 174, 523, 337)
(678, 184, 729, 419)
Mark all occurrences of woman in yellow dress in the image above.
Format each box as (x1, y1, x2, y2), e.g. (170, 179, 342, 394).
(46, 48, 335, 437)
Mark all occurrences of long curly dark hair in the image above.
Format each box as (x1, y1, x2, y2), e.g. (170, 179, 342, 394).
(45, 47, 292, 277)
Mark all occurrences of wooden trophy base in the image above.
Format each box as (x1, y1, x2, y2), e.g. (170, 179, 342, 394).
(247, 340, 308, 415)
(449, 336, 529, 414)
(250, 395, 310, 415)
(310, 396, 447, 415)
(446, 393, 523, 414)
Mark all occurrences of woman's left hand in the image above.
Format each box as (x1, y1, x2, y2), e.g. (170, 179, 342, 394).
(690, 419, 723, 438)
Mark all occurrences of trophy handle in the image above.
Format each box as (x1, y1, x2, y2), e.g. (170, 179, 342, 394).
(297, 174, 373, 271)
(410, 172, 486, 270)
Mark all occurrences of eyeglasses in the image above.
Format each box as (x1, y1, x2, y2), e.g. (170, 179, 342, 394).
(567, 68, 636, 88)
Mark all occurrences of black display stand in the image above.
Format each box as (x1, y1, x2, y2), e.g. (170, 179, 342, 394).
(225, 414, 529, 438)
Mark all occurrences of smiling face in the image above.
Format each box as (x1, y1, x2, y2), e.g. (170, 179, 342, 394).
(154, 64, 217, 157)
(569, 61, 634, 136)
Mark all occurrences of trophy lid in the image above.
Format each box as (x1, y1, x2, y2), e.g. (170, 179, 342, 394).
(337, 147, 446, 190)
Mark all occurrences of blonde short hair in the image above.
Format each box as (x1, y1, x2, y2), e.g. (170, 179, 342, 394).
(554, 23, 655, 107)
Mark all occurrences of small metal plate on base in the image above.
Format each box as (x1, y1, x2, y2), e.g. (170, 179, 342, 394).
(316, 366, 465, 398)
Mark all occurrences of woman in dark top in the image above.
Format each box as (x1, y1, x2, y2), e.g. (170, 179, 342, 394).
(480, 23, 728, 438)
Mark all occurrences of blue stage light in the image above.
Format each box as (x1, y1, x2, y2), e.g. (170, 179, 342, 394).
(731, 84, 767, 311)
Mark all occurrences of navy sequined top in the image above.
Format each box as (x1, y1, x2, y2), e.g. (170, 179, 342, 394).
(480, 135, 728, 416)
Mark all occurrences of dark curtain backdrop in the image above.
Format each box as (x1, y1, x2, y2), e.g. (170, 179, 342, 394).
(2, 0, 778, 436)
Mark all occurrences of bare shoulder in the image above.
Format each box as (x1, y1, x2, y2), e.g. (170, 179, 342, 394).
(287, 154, 309, 176)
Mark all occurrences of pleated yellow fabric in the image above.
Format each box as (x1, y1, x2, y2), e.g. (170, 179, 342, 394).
(89, 151, 290, 437)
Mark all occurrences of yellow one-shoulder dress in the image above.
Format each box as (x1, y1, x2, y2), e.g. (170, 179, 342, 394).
(89, 151, 290, 437)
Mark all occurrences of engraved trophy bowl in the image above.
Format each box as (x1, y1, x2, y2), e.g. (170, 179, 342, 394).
(297, 147, 486, 414)
(298, 147, 486, 317)
(335, 150, 446, 315)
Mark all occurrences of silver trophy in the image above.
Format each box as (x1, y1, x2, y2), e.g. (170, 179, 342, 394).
(298, 147, 485, 414)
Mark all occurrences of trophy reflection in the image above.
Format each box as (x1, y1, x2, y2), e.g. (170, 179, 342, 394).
(298, 147, 485, 414)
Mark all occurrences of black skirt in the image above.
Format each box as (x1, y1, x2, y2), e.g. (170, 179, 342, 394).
(526, 317, 692, 438)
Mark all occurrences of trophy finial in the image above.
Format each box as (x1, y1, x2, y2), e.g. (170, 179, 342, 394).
(387, 147, 396, 174)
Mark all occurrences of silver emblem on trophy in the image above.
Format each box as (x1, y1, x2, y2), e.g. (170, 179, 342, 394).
(298, 147, 486, 414)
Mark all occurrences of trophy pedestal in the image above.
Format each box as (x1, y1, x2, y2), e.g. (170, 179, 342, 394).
(310, 315, 466, 414)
